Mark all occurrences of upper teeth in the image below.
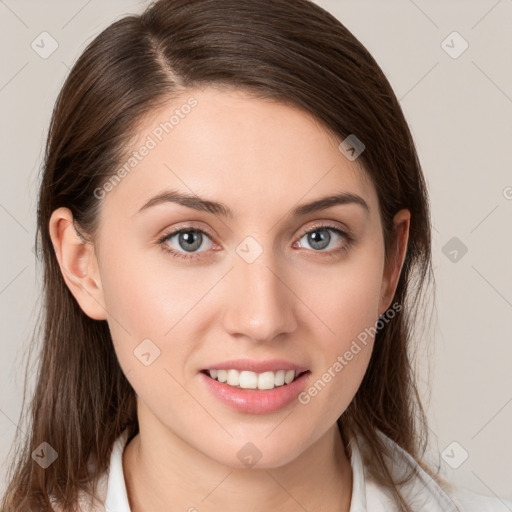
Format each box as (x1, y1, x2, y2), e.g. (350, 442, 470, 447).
(208, 369, 299, 390)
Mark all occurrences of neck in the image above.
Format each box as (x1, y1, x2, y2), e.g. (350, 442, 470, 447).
(123, 417, 352, 512)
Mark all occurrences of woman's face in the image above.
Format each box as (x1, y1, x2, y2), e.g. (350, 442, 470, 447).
(66, 86, 408, 468)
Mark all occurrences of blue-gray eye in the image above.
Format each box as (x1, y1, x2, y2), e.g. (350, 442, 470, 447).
(297, 227, 344, 251)
(163, 229, 213, 254)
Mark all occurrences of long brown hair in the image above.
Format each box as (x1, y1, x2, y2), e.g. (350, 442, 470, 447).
(2, 0, 440, 510)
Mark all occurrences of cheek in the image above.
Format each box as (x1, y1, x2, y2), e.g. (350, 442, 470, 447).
(96, 240, 213, 384)
(294, 244, 385, 419)
(300, 245, 385, 354)
(98, 236, 211, 335)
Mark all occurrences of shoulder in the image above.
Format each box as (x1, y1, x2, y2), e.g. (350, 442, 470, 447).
(362, 429, 512, 512)
(446, 485, 512, 512)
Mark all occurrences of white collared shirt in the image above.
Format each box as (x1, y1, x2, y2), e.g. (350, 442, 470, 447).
(66, 428, 512, 512)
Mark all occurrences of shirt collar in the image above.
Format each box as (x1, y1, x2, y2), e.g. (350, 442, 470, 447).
(104, 429, 131, 512)
(103, 427, 459, 512)
(351, 428, 461, 512)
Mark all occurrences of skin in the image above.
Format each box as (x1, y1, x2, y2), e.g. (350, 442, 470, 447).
(49, 86, 410, 512)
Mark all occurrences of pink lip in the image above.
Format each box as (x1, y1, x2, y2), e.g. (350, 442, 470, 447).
(202, 358, 309, 373)
(199, 370, 311, 414)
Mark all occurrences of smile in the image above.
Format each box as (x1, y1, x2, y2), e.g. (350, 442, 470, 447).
(200, 368, 312, 414)
(203, 369, 307, 390)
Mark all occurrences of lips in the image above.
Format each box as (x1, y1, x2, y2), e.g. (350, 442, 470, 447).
(200, 370, 311, 414)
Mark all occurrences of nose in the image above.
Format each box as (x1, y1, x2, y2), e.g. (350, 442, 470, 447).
(221, 249, 298, 343)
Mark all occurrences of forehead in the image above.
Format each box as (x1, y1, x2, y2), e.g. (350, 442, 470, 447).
(100, 86, 377, 220)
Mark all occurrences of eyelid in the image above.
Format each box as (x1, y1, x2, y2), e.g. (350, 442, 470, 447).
(157, 220, 352, 244)
(157, 219, 354, 260)
(156, 222, 217, 244)
(298, 220, 353, 241)
(157, 222, 223, 262)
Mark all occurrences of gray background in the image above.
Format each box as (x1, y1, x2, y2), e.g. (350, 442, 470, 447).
(1, 0, 511, 502)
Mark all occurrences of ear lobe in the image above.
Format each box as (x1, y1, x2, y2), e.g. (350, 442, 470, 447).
(49, 207, 107, 320)
(378, 209, 410, 316)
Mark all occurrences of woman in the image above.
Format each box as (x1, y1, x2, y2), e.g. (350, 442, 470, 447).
(2, 0, 510, 510)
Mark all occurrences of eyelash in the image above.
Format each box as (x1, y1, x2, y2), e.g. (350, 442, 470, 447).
(157, 223, 354, 261)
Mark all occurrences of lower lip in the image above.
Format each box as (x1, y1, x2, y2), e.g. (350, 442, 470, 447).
(200, 371, 311, 414)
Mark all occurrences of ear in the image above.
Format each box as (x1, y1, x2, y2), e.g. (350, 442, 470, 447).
(378, 209, 410, 316)
(48, 207, 107, 320)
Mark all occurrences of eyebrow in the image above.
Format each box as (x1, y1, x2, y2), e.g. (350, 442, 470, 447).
(135, 188, 369, 218)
